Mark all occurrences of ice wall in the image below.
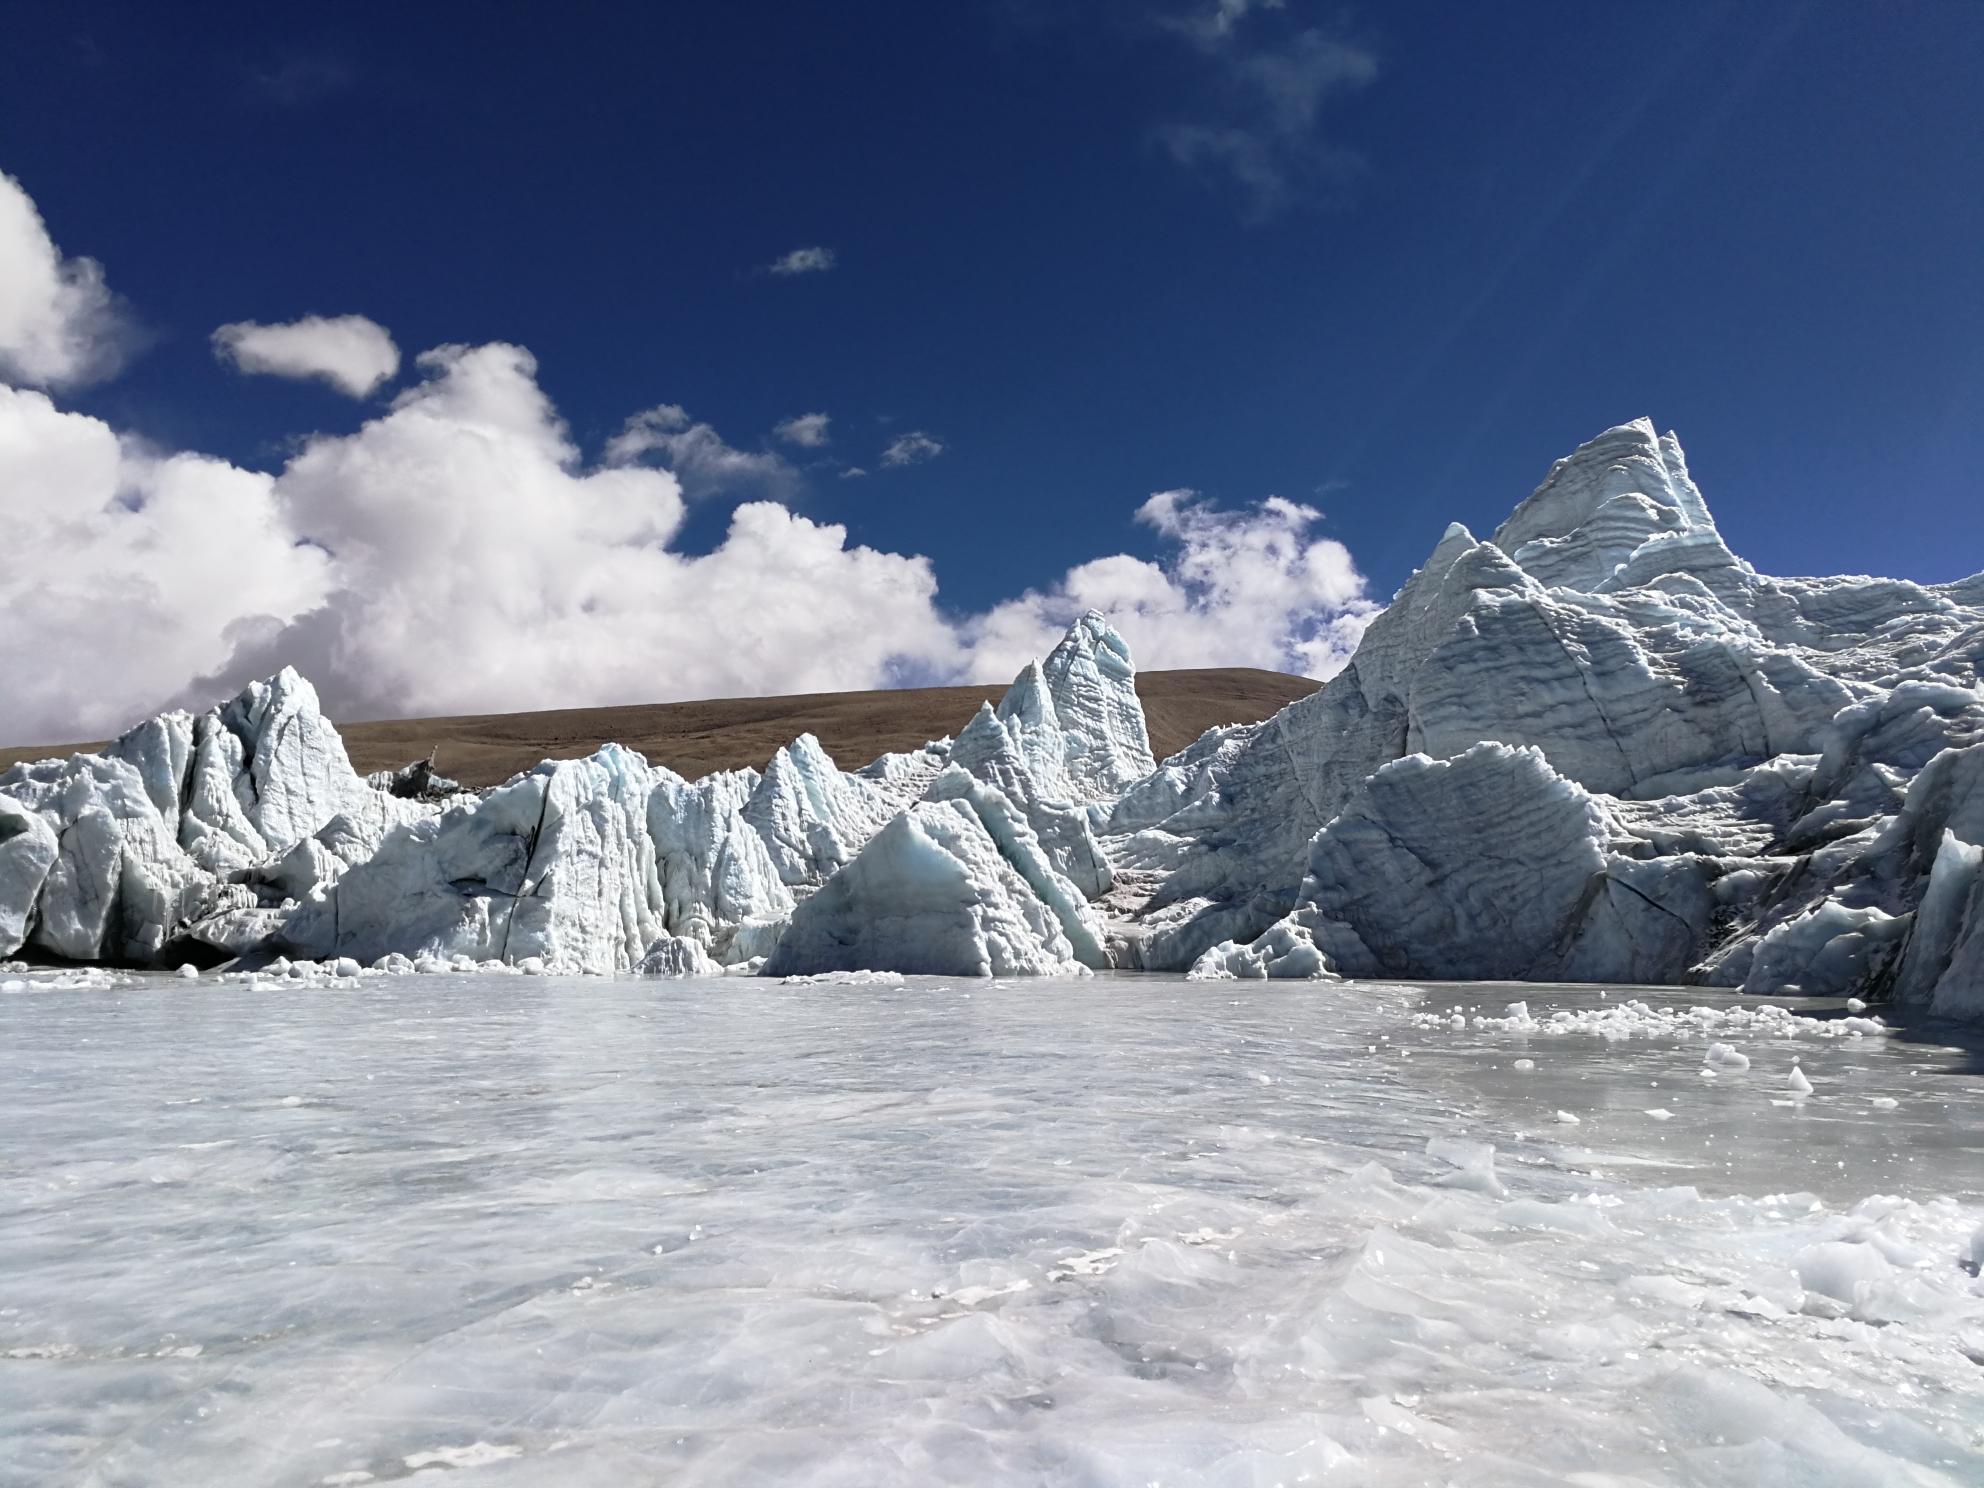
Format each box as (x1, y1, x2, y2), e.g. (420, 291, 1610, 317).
(5, 419, 1981, 1010)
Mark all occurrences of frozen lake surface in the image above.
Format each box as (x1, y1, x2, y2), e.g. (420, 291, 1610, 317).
(3, 972, 1983, 1487)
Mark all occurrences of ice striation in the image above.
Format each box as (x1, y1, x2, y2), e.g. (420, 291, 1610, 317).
(739, 733, 899, 887)
(3, 420, 1981, 1010)
(647, 766, 794, 947)
(947, 702, 1113, 897)
(280, 745, 669, 975)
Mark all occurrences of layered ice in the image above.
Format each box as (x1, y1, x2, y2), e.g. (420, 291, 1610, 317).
(1135, 418, 1984, 1011)
(1028, 609, 1157, 800)
(282, 744, 669, 974)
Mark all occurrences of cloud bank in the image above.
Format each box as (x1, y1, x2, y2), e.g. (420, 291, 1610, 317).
(0, 382, 331, 739)
(0, 173, 1378, 747)
(0, 169, 131, 389)
(212, 313, 401, 397)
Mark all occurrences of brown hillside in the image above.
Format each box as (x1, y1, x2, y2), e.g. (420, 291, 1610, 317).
(0, 667, 1318, 790)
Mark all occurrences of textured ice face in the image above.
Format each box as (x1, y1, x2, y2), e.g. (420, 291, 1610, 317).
(1035, 609, 1157, 801)
(648, 768, 795, 950)
(740, 732, 899, 886)
(0, 794, 57, 955)
(0, 601, 1164, 978)
(0, 668, 455, 964)
(948, 702, 1114, 898)
(1117, 419, 1984, 1004)
(764, 789, 1096, 978)
(1191, 742, 1632, 983)
(3, 974, 1980, 1485)
(0, 608, 1145, 977)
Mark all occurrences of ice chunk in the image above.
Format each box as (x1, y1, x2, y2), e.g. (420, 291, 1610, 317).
(763, 797, 1093, 978)
(1211, 745, 1640, 982)
(1425, 1136, 1507, 1197)
(1794, 1240, 1894, 1313)
(0, 796, 57, 957)
(283, 745, 667, 974)
(637, 935, 722, 978)
(1188, 919, 1332, 981)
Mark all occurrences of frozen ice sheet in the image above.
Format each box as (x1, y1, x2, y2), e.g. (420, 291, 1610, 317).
(2, 973, 1982, 1486)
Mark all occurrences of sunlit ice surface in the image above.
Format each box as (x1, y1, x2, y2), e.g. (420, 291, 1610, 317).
(3, 972, 1982, 1487)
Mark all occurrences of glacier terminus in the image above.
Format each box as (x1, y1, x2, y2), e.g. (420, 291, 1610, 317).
(3, 419, 1983, 1019)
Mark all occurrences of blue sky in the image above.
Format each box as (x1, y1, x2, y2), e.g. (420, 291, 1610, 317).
(0, 1, 1979, 738)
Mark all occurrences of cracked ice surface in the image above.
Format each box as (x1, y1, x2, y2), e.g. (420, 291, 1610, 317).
(3, 974, 1982, 1486)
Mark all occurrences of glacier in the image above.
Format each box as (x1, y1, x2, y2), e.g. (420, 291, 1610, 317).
(3, 417, 1981, 1017)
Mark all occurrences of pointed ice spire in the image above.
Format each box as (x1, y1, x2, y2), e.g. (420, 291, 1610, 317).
(739, 733, 895, 885)
(1487, 420, 1753, 598)
(993, 662, 1070, 798)
(948, 702, 1114, 896)
(1017, 610, 1157, 802)
(1491, 418, 1717, 559)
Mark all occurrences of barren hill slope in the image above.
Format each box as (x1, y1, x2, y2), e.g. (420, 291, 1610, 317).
(0, 667, 1318, 789)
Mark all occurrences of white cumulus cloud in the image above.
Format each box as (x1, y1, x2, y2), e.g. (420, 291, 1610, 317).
(180, 344, 959, 723)
(211, 313, 401, 397)
(0, 383, 331, 741)
(768, 246, 836, 276)
(0, 350, 1378, 743)
(774, 412, 831, 447)
(959, 488, 1377, 682)
(0, 169, 131, 390)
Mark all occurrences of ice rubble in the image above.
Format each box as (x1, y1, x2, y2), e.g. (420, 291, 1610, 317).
(3, 417, 1982, 1009)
